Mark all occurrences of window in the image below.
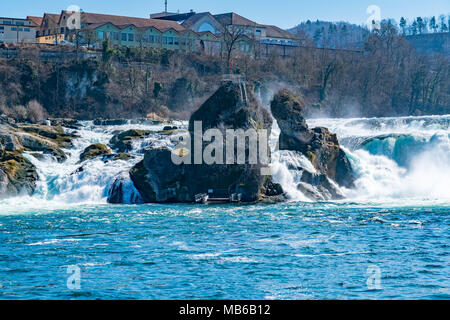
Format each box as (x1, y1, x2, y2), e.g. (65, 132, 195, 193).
(24, 28, 30, 32)
(113, 32, 118, 41)
(16, 21, 25, 26)
(3, 21, 12, 25)
(154, 36, 159, 43)
(61, 27, 65, 34)
(36, 30, 39, 36)
(174, 37, 179, 45)
(168, 37, 174, 45)
(121, 33, 127, 41)
(98, 31, 104, 39)
(149, 35, 154, 43)
(128, 33, 134, 41)
(11, 27, 17, 31)
(0, 27, 4, 31)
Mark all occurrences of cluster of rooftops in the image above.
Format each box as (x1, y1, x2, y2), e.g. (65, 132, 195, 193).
(25, 10, 300, 45)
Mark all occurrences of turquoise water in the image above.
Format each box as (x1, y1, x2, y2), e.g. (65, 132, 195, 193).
(1, 115, 449, 299)
(1, 202, 449, 300)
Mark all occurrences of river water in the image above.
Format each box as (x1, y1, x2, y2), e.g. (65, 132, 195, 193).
(0, 115, 449, 299)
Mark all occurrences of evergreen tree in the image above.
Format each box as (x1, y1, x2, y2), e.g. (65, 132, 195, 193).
(399, 17, 407, 35)
(411, 20, 418, 35)
(429, 16, 437, 33)
(416, 17, 425, 34)
(439, 15, 448, 32)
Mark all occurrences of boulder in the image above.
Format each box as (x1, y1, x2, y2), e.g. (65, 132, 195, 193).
(49, 118, 80, 129)
(130, 147, 191, 203)
(94, 119, 128, 126)
(79, 143, 111, 162)
(109, 129, 151, 153)
(0, 132, 22, 152)
(271, 89, 355, 188)
(0, 151, 38, 198)
(108, 173, 143, 204)
(16, 132, 67, 163)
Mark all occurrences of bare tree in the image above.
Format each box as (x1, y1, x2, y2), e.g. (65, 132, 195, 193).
(220, 25, 247, 70)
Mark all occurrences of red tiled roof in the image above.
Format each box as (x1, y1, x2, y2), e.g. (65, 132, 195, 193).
(264, 25, 298, 40)
(43, 13, 61, 23)
(80, 12, 185, 31)
(27, 16, 43, 27)
(213, 12, 261, 27)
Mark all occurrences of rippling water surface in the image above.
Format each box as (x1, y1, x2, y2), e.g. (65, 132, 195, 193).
(1, 203, 449, 300)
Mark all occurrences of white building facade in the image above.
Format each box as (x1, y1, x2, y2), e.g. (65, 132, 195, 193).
(0, 17, 37, 43)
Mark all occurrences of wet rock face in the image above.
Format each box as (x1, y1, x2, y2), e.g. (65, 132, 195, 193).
(271, 89, 355, 189)
(108, 174, 143, 204)
(189, 82, 272, 132)
(0, 151, 38, 199)
(131, 82, 284, 204)
(109, 129, 151, 153)
(130, 147, 191, 203)
(80, 143, 111, 162)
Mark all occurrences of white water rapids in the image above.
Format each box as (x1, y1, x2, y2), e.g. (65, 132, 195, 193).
(1, 115, 449, 209)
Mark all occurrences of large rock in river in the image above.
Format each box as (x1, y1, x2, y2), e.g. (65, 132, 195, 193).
(0, 151, 38, 199)
(130, 81, 284, 203)
(271, 89, 355, 188)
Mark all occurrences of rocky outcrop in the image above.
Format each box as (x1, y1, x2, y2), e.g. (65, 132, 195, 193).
(0, 123, 77, 200)
(271, 89, 355, 189)
(129, 82, 284, 204)
(298, 170, 345, 201)
(16, 132, 67, 163)
(0, 151, 38, 199)
(109, 129, 151, 153)
(80, 143, 111, 162)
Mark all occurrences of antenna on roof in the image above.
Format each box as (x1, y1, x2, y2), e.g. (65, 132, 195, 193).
(165, 0, 168, 13)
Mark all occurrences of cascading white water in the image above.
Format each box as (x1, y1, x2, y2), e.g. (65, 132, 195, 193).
(268, 120, 315, 201)
(308, 115, 450, 203)
(2, 121, 180, 208)
(1, 114, 448, 207)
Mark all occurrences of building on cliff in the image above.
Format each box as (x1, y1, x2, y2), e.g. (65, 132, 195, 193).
(0, 17, 37, 44)
(28, 9, 302, 57)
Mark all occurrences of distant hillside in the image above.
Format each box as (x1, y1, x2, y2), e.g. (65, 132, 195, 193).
(406, 33, 450, 55)
(288, 20, 369, 49)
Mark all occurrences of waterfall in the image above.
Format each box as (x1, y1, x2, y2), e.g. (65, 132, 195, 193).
(308, 115, 450, 202)
(1, 114, 449, 207)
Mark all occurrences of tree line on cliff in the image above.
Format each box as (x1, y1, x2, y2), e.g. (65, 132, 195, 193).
(0, 21, 448, 121)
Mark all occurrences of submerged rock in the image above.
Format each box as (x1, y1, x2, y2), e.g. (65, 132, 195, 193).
(271, 89, 355, 189)
(108, 173, 143, 204)
(80, 143, 111, 162)
(298, 170, 345, 201)
(94, 119, 128, 126)
(131, 82, 284, 204)
(109, 129, 151, 153)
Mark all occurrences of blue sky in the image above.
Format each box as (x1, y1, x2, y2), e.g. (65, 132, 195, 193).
(3, 0, 450, 29)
